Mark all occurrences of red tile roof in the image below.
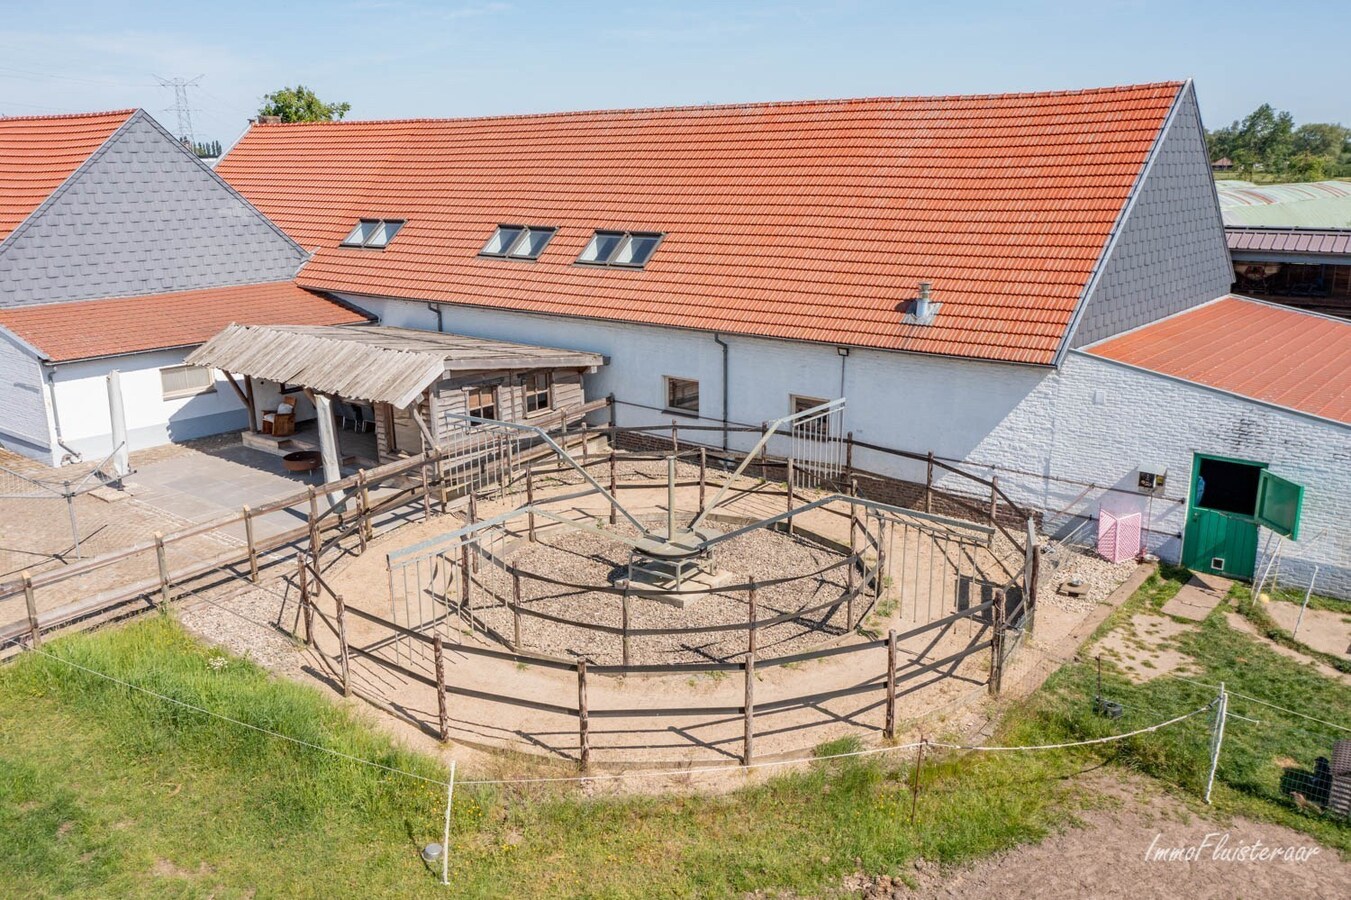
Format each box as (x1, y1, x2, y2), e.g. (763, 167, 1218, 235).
(1085, 296, 1351, 424)
(0, 281, 369, 362)
(216, 83, 1186, 365)
(0, 109, 134, 242)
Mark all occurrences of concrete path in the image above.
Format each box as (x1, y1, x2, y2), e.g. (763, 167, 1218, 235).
(1161, 572, 1232, 621)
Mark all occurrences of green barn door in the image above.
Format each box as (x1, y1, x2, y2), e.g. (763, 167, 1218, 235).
(1181, 455, 1265, 580)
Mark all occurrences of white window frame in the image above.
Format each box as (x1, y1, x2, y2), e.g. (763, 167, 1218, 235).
(664, 376, 699, 416)
(161, 365, 216, 400)
(480, 224, 556, 260)
(341, 218, 405, 249)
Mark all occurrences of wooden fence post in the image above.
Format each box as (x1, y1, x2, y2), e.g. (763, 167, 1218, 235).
(847, 510, 858, 595)
(874, 516, 886, 600)
(785, 457, 795, 536)
(307, 487, 321, 563)
(989, 589, 1005, 697)
(467, 492, 479, 574)
(335, 593, 352, 697)
(885, 629, 898, 739)
(845, 431, 854, 479)
(526, 466, 536, 541)
(154, 532, 170, 612)
(608, 450, 618, 526)
(358, 469, 374, 543)
(925, 451, 934, 513)
(460, 542, 473, 618)
(420, 456, 433, 522)
(744, 580, 758, 766)
(577, 660, 590, 768)
(297, 555, 313, 647)
(434, 634, 450, 742)
(243, 505, 260, 582)
(22, 572, 39, 648)
(671, 420, 678, 454)
(988, 475, 999, 526)
(512, 572, 523, 649)
(621, 589, 631, 668)
(698, 447, 707, 510)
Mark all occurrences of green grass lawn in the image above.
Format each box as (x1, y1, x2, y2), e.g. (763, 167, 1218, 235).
(3, 575, 1346, 898)
(1011, 565, 1351, 853)
(0, 617, 1085, 899)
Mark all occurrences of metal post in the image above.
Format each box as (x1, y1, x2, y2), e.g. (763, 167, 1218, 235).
(671, 419, 678, 454)
(440, 760, 456, 887)
(526, 467, 536, 541)
(22, 572, 40, 648)
(786, 457, 795, 536)
(154, 532, 170, 612)
(621, 589, 631, 668)
(666, 455, 677, 539)
(909, 738, 925, 826)
(744, 581, 757, 765)
(1292, 567, 1319, 639)
(1205, 682, 1228, 804)
(243, 505, 259, 582)
(577, 660, 590, 768)
(885, 629, 898, 739)
(512, 572, 523, 648)
(608, 450, 618, 526)
(64, 482, 81, 559)
(434, 635, 450, 742)
(925, 451, 934, 513)
(698, 447, 707, 511)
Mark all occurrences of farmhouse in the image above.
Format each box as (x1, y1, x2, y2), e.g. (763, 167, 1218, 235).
(212, 80, 1350, 596)
(0, 109, 365, 465)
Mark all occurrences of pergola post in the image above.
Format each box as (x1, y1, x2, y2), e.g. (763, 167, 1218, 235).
(313, 394, 345, 509)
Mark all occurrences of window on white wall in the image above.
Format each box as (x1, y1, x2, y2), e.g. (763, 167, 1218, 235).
(665, 376, 699, 415)
(161, 365, 215, 400)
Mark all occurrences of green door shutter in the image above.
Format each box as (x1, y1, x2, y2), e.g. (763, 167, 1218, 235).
(1255, 471, 1304, 539)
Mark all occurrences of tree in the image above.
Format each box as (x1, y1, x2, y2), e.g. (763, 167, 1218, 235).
(257, 85, 351, 123)
(1292, 122, 1349, 160)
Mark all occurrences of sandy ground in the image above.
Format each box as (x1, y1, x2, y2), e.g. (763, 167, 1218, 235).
(1094, 613, 1199, 683)
(871, 771, 1351, 899)
(1224, 613, 1351, 687)
(1264, 600, 1351, 659)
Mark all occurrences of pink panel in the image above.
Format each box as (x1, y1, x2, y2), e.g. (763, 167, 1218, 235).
(1098, 509, 1142, 564)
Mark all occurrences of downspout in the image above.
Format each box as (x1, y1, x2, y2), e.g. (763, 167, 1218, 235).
(713, 333, 729, 450)
(427, 302, 444, 333)
(43, 365, 83, 464)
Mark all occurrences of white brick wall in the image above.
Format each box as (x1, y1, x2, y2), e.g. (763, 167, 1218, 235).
(0, 328, 54, 458)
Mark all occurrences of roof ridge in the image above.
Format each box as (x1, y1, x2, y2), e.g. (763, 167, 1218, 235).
(249, 82, 1186, 128)
(0, 108, 137, 123)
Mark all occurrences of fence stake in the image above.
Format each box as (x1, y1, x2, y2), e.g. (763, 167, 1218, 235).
(334, 593, 352, 697)
(845, 431, 854, 479)
(1292, 567, 1319, 639)
(671, 419, 678, 454)
(989, 475, 998, 526)
(307, 487, 320, 564)
(577, 660, 590, 768)
(421, 457, 433, 522)
(436, 450, 449, 513)
(910, 737, 926, 826)
(357, 469, 374, 543)
(434, 635, 450, 742)
(621, 589, 631, 668)
(526, 467, 537, 541)
(786, 457, 795, 536)
(744, 580, 758, 765)
(883, 629, 899, 738)
(460, 543, 472, 620)
(1205, 682, 1228, 804)
(298, 555, 313, 647)
(467, 492, 479, 574)
(440, 760, 456, 887)
(847, 510, 858, 594)
(989, 589, 1005, 697)
(925, 452, 934, 513)
(242, 505, 260, 582)
(874, 515, 886, 600)
(608, 450, 618, 526)
(698, 447, 707, 510)
(22, 572, 40, 648)
(154, 532, 170, 612)
(512, 572, 523, 649)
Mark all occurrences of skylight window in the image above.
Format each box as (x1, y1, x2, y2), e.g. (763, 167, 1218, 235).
(577, 230, 663, 268)
(480, 225, 555, 260)
(342, 219, 404, 249)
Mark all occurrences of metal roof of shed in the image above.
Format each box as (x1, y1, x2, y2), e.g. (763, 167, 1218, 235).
(1226, 226, 1351, 256)
(186, 324, 604, 408)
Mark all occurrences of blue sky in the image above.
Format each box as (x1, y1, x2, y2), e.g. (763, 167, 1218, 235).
(1, 1, 1346, 145)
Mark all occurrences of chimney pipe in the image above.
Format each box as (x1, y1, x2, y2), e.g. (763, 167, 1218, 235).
(915, 282, 934, 319)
